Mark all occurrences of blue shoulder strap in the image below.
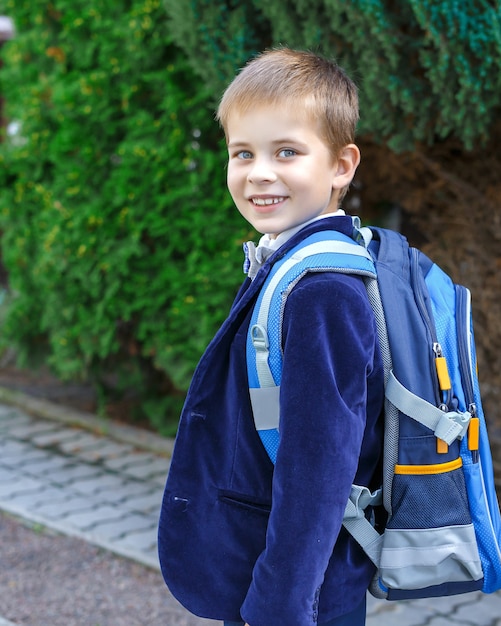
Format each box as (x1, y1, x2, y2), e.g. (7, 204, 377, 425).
(246, 229, 376, 463)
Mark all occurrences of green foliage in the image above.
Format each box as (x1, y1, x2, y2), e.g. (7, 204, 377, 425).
(163, 0, 501, 151)
(0, 0, 251, 433)
(163, 0, 271, 91)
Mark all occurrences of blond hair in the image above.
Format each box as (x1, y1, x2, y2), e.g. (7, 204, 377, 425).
(216, 47, 359, 158)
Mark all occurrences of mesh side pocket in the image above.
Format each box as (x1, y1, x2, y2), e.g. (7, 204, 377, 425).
(387, 463, 471, 530)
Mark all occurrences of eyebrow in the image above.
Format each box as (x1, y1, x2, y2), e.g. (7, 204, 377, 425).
(227, 141, 250, 149)
(227, 138, 309, 148)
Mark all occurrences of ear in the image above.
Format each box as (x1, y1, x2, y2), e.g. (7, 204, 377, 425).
(332, 144, 361, 190)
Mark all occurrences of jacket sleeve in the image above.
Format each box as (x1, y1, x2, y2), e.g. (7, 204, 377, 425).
(241, 272, 378, 626)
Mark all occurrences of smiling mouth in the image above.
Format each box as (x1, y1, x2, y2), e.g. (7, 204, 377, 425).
(251, 197, 287, 206)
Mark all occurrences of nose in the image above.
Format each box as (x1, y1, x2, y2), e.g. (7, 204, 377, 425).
(247, 157, 277, 184)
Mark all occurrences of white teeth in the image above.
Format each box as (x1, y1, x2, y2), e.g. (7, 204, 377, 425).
(252, 197, 285, 206)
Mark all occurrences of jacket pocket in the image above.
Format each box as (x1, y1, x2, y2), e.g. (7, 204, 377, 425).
(218, 490, 271, 516)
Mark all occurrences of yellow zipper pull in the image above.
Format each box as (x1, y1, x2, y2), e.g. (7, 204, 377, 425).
(433, 344, 451, 454)
(437, 438, 449, 454)
(468, 404, 480, 463)
(434, 343, 451, 392)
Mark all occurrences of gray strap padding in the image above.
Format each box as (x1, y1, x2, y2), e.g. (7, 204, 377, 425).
(385, 371, 471, 444)
(249, 386, 280, 430)
(343, 485, 384, 567)
(358, 226, 374, 247)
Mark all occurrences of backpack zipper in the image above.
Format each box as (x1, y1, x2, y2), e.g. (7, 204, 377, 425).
(455, 285, 479, 463)
(409, 248, 442, 408)
(455, 285, 475, 407)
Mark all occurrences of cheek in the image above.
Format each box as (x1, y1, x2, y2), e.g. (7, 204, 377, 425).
(226, 171, 240, 208)
(226, 161, 235, 183)
(226, 165, 242, 196)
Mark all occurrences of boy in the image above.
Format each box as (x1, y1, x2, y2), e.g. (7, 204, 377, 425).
(158, 48, 384, 626)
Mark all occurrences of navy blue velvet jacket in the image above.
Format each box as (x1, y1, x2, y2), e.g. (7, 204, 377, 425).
(158, 216, 384, 626)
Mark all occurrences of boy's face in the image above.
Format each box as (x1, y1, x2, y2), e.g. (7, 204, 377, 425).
(225, 104, 344, 238)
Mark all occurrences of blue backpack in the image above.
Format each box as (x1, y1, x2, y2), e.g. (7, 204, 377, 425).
(246, 219, 501, 600)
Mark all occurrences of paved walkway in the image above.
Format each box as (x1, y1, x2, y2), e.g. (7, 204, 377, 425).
(1, 401, 501, 625)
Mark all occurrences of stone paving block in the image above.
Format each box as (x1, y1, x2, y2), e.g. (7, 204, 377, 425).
(366, 608, 423, 626)
(367, 597, 438, 626)
(151, 472, 169, 487)
(366, 593, 501, 626)
(120, 490, 164, 514)
(0, 467, 19, 483)
(102, 454, 151, 471)
(0, 437, 24, 450)
(1, 446, 53, 468)
(29, 485, 75, 506)
(119, 459, 170, 480)
(93, 475, 142, 495)
(0, 439, 36, 459)
(103, 452, 169, 474)
(67, 472, 126, 496)
(0, 475, 47, 498)
(56, 439, 135, 463)
(104, 451, 159, 469)
(401, 592, 489, 626)
(34, 495, 101, 520)
(75, 440, 136, 460)
(62, 504, 124, 530)
(426, 615, 468, 626)
(112, 526, 157, 552)
(71, 483, 124, 506)
(101, 455, 138, 471)
(58, 432, 108, 455)
(67, 446, 119, 464)
(77, 481, 160, 507)
(0, 409, 31, 424)
(415, 592, 481, 613)
(48, 463, 104, 484)
(31, 427, 84, 448)
(428, 618, 477, 626)
(86, 479, 153, 502)
(92, 511, 156, 539)
(2, 489, 45, 509)
(5, 419, 59, 439)
(19, 454, 73, 477)
(454, 592, 501, 623)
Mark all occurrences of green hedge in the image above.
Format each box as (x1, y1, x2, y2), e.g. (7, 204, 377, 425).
(164, 0, 501, 152)
(0, 0, 252, 432)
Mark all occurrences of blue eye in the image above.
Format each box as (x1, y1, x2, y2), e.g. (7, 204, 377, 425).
(278, 149, 296, 158)
(237, 150, 253, 159)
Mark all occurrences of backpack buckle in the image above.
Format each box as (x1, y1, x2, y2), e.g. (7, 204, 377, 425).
(435, 409, 472, 444)
(251, 324, 269, 351)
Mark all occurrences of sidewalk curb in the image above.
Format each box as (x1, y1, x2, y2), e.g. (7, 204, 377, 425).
(1, 503, 161, 572)
(0, 385, 175, 458)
